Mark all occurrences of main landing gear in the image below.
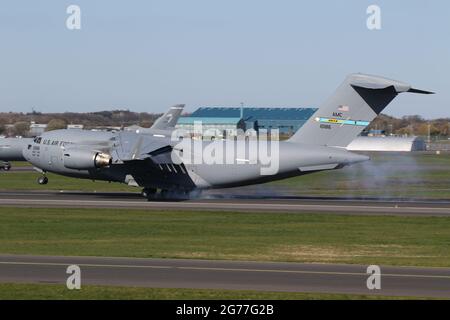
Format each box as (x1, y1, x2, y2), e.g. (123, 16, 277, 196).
(37, 176, 48, 185)
(141, 188, 201, 201)
(141, 188, 157, 200)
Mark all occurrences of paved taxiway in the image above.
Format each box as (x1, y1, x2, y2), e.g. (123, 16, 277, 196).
(1, 166, 35, 172)
(0, 254, 449, 298)
(1, 191, 450, 216)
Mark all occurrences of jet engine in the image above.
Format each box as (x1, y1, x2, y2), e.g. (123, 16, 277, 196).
(63, 149, 112, 170)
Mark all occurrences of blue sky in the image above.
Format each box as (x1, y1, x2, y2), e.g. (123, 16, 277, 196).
(0, 1, 448, 118)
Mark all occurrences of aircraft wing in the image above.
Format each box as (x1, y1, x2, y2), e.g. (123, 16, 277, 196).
(150, 104, 185, 130)
(112, 132, 175, 164)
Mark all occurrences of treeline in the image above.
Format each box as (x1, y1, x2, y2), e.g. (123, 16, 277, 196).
(0, 110, 162, 136)
(367, 114, 450, 137)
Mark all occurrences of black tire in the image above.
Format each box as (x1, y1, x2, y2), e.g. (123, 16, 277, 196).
(3, 165, 11, 171)
(142, 188, 157, 200)
(37, 176, 48, 185)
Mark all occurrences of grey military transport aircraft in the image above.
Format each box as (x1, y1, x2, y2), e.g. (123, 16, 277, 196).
(0, 139, 33, 170)
(0, 74, 432, 199)
(0, 104, 184, 172)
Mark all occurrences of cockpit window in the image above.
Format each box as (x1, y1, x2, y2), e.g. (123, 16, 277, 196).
(33, 137, 42, 144)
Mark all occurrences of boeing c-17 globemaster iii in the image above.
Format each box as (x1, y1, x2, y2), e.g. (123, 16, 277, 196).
(0, 74, 433, 199)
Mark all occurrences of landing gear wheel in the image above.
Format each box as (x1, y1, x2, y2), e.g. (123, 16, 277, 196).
(142, 188, 157, 200)
(3, 164, 11, 171)
(158, 189, 191, 200)
(37, 176, 48, 185)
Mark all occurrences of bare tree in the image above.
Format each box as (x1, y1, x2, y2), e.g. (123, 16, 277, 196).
(13, 121, 30, 137)
(46, 119, 68, 131)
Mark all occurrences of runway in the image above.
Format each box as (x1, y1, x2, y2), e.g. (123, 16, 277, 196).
(1, 192, 449, 298)
(1, 191, 450, 216)
(0, 254, 449, 298)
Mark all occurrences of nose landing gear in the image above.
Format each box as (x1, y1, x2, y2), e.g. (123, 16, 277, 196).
(2, 162, 11, 171)
(37, 176, 48, 185)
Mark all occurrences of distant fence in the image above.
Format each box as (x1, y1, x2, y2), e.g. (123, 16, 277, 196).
(427, 141, 450, 151)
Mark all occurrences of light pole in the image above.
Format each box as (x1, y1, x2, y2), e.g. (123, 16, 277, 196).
(427, 123, 431, 143)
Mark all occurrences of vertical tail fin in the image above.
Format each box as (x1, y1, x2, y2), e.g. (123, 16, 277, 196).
(151, 104, 185, 130)
(289, 74, 433, 147)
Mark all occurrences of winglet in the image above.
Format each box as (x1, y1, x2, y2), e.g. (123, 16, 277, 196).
(408, 88, 435, 95)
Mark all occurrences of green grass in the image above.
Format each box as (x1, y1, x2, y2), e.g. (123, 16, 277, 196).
(0, 171, 135, 192)
(0, 207, 449, 267)
(7, 161, 32, 168)
(0, 283, 421, 300)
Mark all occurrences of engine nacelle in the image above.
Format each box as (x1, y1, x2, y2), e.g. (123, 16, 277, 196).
(63, 149, 112, 170)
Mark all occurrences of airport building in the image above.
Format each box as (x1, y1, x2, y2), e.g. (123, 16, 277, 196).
(176, 117, 246, 138)
(29, 122, 47, 136)
(67, 124, 84, 130)
(176, 107, 317, 137)
(347, 136, 426, 152)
